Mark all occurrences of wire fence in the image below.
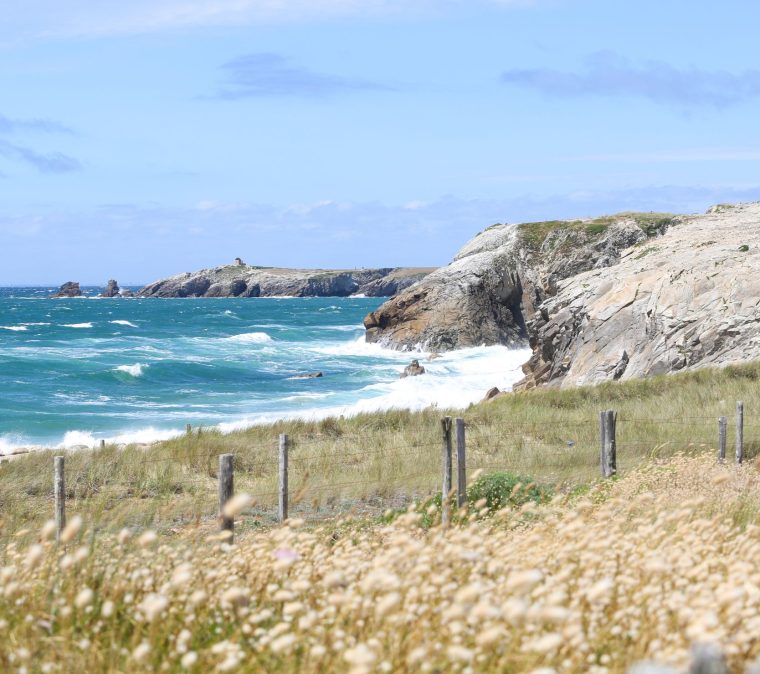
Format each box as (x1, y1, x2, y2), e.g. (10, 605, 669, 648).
(3, 402, 757, 539)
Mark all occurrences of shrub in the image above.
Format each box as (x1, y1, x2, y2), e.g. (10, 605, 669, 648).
(467, 471, 553, 511)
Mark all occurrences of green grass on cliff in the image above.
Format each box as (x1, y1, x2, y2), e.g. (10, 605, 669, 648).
(2, 361, 759, 545)
(517, 211, 677, 251)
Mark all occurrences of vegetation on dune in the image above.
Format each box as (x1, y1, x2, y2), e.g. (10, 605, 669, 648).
(1, 450, 760, 672)
(3, 362, 760, 546)
(516, 211, 677, 251)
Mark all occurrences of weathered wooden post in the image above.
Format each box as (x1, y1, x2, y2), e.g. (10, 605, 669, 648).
(599, 410, 607, 477)
(455, 418, 466, 509)
(736, 401, 744, 465)
(601, 410, 617, 478)
(278, 434, 289, 523)
(441, 417, 453, 527)
(718, 416, 727, 463)
(186, 423, 192, 435)
(99, 439, 105, 450)
(218, 454, 234, 539)
(54, 456, 65, 543)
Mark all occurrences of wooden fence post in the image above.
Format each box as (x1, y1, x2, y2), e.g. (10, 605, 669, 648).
(279, 434, 289, 523)
(99, 439, 105, 450)
(218, 454, 234, 539)
(601, 410, 617, 478)
(455, 418, 466, 509)
(441, 417, 453, 527)
(718, 416, 727, 463)
(186, 424, 192, 435)
(54, 456, 65, 543)
(599, 410, 607, 478)
(736, 401, 744, 465)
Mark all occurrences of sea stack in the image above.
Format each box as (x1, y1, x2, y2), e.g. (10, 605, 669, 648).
(101, 279, 120, 297)
(51, 281, 82, 298)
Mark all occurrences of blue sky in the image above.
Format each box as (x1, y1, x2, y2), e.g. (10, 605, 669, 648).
(2, 0, 760, 284)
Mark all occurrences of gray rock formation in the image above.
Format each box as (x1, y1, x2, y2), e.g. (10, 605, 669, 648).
(138, 265, 434, 298)
(51, 281, 82, 298)
(400, 359, 426, 378)
(364, 213, 675, 351)
(517, 202, 760, 388)
(101, 279, 120, 297)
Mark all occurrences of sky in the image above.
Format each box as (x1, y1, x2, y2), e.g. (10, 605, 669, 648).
(2, 0, 760, 284)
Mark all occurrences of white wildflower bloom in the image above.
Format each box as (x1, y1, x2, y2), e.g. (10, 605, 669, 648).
(74, 588, 94, 609)
(132, 642, 150, 662)
(181, 652, 198, 669)
(59, 516, 83, 544)
(222, 493, 254, 518)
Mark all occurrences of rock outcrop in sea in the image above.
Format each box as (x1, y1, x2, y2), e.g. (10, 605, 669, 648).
(101, 280, 120, 297)
(51, 281, 82, 298)
(138, 265, 433, 298)
(365, 203, 760, 387)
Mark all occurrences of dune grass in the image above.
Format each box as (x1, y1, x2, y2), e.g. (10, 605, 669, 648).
(2, 362, 760, 546)
(2, 449, 760, 673)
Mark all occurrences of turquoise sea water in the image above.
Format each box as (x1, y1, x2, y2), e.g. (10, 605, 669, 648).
(0, 287, 529, 451)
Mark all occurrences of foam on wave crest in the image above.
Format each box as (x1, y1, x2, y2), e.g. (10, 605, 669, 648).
(63, 322, 94, 329)
(110, 320, 138, 328)
(0, 325, 27, 331)
(225, 332, 273, 344)
(115, 363, 147, 377)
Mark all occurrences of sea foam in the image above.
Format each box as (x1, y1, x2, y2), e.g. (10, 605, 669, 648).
(63, 322, 94, 328)
(110, 320, 138, 328)
(225, 332, 273, 343)
(0, 325, 28, 331)
(115, 363, 147, 377)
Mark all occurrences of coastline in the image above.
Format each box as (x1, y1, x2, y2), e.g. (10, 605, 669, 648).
(0, 343, 531, 455)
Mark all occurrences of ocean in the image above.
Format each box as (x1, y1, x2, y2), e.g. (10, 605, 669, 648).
(0, 287, 530, 452)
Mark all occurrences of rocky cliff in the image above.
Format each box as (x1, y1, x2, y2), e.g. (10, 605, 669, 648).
(138, 265, 433, 299)
(518, 202, 760, 388)
(364, 212, 676, 351)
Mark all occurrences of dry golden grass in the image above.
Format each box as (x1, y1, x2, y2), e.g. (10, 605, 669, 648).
(1, 450, 760, 673)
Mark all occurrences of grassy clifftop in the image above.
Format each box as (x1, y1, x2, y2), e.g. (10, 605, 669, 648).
(515, 211, 678, 252)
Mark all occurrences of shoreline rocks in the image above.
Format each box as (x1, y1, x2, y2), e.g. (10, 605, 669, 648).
(400, 359, 426, 378)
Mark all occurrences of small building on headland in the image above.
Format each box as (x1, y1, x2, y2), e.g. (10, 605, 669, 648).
(233, 257, 244, 266)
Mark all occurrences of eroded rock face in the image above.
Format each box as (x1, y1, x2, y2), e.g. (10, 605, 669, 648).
(138, 265, 434, 298)
(101, 280, 120, 297)
(364, 215, 669, 351)
(517, 203, 760, 389)
(51, 281, 82, 298)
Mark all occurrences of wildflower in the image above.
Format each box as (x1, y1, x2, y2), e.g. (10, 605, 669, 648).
(137, 530, 158, 547)
(132, 642, 151, 662)
(505, 569, 543, 594)
(523, 633, 563, 654)
(270, 633, 297, 653)
(59, 516, 83, 544)
(75, 588, 94, 609)
(25, 544, 45, 568)
(222, 493, 254, 518)
(181, 652, 198, 669)
(140, 593, 169, 621)
(101, 601, 115, 618)
(447, 645, 474, 662)
(39, 520, 56, 541)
